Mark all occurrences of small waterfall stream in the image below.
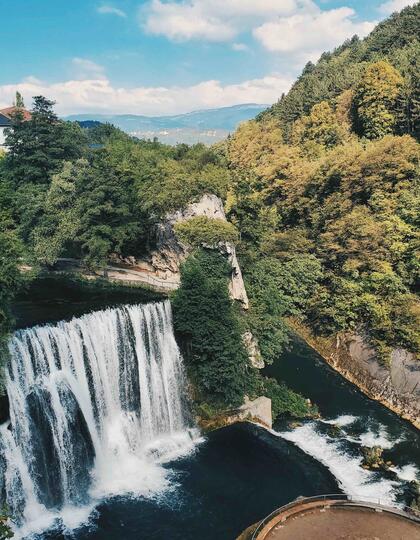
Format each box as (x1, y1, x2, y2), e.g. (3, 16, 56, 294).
(0, 301, 198, 536)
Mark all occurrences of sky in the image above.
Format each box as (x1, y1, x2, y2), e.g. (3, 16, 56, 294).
(0, 0, 416, 115)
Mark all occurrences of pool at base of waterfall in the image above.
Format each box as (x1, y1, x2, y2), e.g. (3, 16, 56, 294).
(30, 423, 341, 540)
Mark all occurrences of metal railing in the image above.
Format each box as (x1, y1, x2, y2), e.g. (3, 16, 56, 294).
(251, 493, 420, 539)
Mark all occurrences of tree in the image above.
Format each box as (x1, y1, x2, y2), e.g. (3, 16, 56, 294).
(32, 160, 85, 266)
(354, 61, 404, 139)
(4, 96, 86, 186)
(392, 41, 420, 138)
(292, 101, 346, 149)
(174, 216, 238, 248)
(245, 256, 323, 363)
(14, 90, 25, 108)
(0, 173, 23, 341)
(172, 250, 254, 406)
(75, 152, 144, 270)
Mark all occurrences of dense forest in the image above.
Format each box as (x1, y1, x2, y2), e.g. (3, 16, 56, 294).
(0, 5, 419, 419)
(227, 4, 420, 362)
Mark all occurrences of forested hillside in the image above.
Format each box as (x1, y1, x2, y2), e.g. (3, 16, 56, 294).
(260, 4, 419, 141)
(226, 4, 419, 361)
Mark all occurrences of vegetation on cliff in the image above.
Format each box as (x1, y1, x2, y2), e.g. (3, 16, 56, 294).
(174, 216, 238, 248)
(172, 249, 313, 418)
(259, 4, 419, 141)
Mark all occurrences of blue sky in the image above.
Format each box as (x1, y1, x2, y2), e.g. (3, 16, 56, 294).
(0, 0, 415, 115)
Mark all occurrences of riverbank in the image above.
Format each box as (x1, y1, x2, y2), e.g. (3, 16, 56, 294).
(288, 319, 420, 430)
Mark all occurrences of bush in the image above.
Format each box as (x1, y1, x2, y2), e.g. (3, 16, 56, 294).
(174, 216, 238, 248)
(262, 377, 316, 419)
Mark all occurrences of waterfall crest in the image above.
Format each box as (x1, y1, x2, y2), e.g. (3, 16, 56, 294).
(1, 301, 197, 534)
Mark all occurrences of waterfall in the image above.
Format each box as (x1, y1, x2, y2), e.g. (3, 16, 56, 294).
(0, 301, 198, 535)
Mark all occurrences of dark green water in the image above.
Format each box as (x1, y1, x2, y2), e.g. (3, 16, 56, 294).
(8, 278, 420, 539)
(265, 338, 420, 506)
(40, 424, 339, 540)
(12, 275, 163, 330)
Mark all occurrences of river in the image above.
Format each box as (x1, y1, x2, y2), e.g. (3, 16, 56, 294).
(3, 278, 419, 540)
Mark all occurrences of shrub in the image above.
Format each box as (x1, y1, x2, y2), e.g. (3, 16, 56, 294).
(174, 216, 238, 248)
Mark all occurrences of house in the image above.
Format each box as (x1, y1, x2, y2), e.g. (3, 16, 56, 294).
(0, 106, 31, 150)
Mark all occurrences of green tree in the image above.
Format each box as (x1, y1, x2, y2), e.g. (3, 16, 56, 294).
(292, 101, 346, 149)
(75, 152, 144, 270)
(174, 216, 238, 248)
(4, 96, 85, 186)
(0, 195, 23, 341)
(354, 61, 404, 139)
(246, 256, 323, 363)
(32, 160, 86, 266)
(172, 250, 254, 407)
(14, 90, 24, 108)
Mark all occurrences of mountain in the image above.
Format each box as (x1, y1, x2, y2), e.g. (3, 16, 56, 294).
(65, 104, 268, 145)
(260, 3, 419, 141)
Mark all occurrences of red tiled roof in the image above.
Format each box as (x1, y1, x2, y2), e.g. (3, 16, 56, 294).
(0, 106, 32, 121)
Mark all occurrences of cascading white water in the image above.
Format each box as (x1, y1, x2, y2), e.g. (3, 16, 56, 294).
(0, 301, 198, 535)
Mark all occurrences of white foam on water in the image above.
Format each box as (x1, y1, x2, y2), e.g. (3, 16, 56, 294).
(273, 423, 398, 505)
(358, 425, 401, 450)
(321, 415, 358, 427)
(390, 464, 419, 483)
(10, 503, 96, 540)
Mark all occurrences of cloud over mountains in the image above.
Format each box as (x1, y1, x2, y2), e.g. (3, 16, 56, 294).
(0, 73, 293, 116)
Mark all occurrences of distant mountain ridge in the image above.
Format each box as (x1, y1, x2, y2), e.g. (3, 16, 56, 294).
(65, 103, 268, 144)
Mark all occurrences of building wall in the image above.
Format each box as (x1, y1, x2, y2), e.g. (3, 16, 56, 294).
(0, 127, 7, 149)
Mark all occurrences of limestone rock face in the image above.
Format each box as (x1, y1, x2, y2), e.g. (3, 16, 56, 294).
(291, 321, 420, 429)
(151, 193, 249, 308)
(243, 331, 264, 369)
(239, 396, 272, 429)
(334, 334, 420, 428)
(197, 396, 273, 431)
(112, 194, 249, 307)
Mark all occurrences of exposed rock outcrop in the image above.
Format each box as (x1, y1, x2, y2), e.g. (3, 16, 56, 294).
(153, 194, 249, 308)
(289, 320, 420, 429)
(198, 396, 273, 431)
(112, 194, 249, 308)
(243, 331, 264, 369)
(361, 445, 393, 471)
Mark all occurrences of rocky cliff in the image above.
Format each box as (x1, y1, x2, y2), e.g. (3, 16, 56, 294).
(112, 193, 249, 308)
(290, 320, 420, 429)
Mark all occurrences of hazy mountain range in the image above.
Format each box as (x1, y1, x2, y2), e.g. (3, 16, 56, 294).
(65, 103, 268, 144)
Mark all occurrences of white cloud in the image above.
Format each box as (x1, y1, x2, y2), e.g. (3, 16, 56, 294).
(141, 0, 304, 42)
(0, 74, 293, 116)
(142, 0, 235, 41)
(97, 5, 127, 18)
(253, 7, 375, 61)
(232, 42, 249, 52)
(142, 0, 378, 64)
(71, 58, 106, 80)
(379, 0, 417, 15)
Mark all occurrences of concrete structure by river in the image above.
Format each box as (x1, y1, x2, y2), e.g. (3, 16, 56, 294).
(241, 495, 420, 540)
